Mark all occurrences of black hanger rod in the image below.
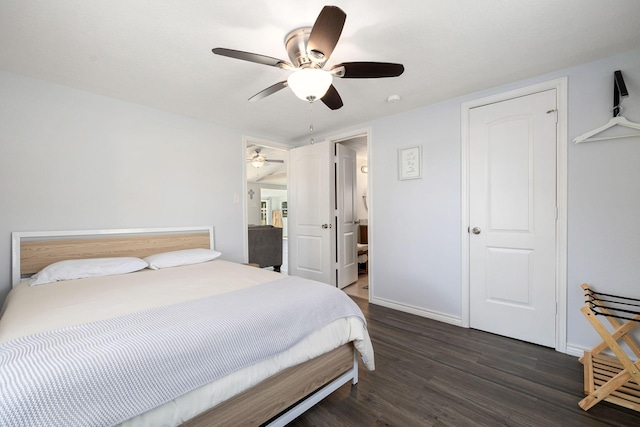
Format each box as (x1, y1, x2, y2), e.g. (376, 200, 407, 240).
(613, 70, 629, 117)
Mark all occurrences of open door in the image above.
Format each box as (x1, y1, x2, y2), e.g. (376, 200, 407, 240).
(336, 143, 358, 288)
(288, 141, 358, 287)
(288, 141, 335, 285)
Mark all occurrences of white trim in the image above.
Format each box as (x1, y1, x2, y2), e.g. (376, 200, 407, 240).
(565, 344, 587, 359)
(460, 77, 568, 353)
(555, 80, 569, 353)
(11, 226, 214, 286)
(325, 127, 371, 145)
(243, 135, 293, 152)
(370, 296, 463, 327)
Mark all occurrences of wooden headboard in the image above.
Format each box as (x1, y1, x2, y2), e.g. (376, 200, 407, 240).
(11, 226, 214, 287)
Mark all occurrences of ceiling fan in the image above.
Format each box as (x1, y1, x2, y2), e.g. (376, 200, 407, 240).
(212, 5, 404, 110)
(247, 148, 284, 168)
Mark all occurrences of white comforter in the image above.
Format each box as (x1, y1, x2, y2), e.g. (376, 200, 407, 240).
(0, 261, 374, 426)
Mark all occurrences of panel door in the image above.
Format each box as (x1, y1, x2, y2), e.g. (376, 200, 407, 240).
(288, 141, 335, 285)
(469, 89, 557, 347)
(336, 143, 358, 289)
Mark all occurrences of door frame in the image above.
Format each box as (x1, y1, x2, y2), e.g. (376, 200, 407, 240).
(242, 135, 294, 264)
(460, 77, 568, 352)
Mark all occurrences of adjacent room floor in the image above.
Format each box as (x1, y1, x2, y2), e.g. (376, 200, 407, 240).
(274, 240, 369, 303)
(343, 274, 369, 300)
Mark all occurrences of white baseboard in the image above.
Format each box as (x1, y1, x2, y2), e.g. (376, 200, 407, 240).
(369, 296, 462, 327)
(369, 296, 596, 361)
(370, 296, 593, 360)
(565, 344, 587, 358)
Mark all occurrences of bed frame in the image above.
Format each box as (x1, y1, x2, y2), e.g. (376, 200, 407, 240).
(10, 226, 359, 426)
(11, 226, 214, 286)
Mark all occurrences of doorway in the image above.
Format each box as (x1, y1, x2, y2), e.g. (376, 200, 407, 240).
(285, 130, 370, 295)
(461, 78, 568, 351)
(244, 137, 292, 272)
(335, 133, 370, 300)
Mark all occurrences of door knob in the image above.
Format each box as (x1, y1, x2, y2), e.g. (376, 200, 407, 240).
(322, 224, 332, 229)
(471, 227, 481, 235)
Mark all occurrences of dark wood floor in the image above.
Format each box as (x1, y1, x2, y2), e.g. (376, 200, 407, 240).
(290, 297, 639, 427)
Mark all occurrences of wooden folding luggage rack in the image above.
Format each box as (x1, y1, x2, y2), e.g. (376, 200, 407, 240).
(579, 284, 640, 411)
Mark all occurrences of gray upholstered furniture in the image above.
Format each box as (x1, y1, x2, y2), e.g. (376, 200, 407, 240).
(248, 225, 283, 272)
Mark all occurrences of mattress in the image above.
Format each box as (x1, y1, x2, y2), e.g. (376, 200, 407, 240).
(0, 260, 374, 426)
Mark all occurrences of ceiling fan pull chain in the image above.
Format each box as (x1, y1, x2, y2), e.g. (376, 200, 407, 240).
(309, 101, 315, 144)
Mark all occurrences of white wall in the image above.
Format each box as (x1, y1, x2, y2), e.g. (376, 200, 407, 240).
(0, 70, 248, 303)
(365, 49, 640, 352)
(2, 48, 640, 354)
(246, 182, 263, 225)
(565, 51, 640, 350)
(371, 102, 463, 317)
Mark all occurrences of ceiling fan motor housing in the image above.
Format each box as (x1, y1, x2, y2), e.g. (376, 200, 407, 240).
(285, 28, 316, 68)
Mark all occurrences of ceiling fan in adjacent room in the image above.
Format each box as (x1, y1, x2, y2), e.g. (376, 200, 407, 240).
(247, 148, 284, 168)
(212, 5, 404, 110)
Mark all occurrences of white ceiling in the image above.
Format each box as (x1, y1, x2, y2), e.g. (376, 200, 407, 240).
(1, 1, 639, 142)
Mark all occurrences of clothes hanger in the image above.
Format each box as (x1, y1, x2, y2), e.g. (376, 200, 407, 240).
(573, 115, 640, 143)
(574, 70, 640, 143)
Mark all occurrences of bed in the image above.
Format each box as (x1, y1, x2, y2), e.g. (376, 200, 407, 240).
(0, 226, 374, 427)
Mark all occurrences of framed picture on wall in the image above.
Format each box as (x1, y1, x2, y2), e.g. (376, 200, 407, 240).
(398, 145, 422, 180)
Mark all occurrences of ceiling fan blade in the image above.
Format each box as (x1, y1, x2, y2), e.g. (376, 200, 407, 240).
(266, 159, 285, 164)
(321, 85, 343, 110)
(248, 81, 288, 102)
(306, 6, 346, 64)
(331, 62, 405, 78)
(212, 48, 294, 69)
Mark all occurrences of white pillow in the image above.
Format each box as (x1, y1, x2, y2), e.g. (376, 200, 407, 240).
(144, 248, 222, 270)
(29, 257, 149, 286)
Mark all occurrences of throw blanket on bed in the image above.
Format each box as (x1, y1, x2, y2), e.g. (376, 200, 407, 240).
(0, 276, 366, 427)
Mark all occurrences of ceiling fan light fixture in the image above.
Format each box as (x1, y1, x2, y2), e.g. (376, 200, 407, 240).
(287, 68, 332, 102)
(251, 155, 266, 168)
